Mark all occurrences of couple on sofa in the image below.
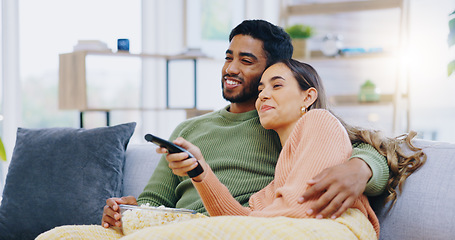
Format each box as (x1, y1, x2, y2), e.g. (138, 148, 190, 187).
(38, 20, 425, 239)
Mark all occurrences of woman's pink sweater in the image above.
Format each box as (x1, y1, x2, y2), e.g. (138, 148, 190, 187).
(193, 109, 379, 236)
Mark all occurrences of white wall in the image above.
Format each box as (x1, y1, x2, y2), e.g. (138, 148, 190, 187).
(407, 0, 455, 141)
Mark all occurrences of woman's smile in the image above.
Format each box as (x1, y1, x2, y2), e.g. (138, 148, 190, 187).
(259, 104, 274, 112)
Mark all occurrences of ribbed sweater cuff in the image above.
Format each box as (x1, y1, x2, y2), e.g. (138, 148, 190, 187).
(350, 143, 389, 196)
(192, 165, 249, 216)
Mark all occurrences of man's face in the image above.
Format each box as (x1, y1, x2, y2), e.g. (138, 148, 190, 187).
(221, 34, 268, 103)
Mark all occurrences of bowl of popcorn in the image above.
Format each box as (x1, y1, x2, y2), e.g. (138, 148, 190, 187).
(119, 204, 206, 235)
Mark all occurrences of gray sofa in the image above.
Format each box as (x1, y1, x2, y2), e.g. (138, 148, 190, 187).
(124, 139, 455, 240)
(1, 127, 453, 239)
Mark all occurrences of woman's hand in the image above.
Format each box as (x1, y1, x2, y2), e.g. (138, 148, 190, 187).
(156, 137, 208, 182)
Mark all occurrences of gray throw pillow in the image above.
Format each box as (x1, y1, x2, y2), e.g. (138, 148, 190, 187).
(0, 122, 136, 240)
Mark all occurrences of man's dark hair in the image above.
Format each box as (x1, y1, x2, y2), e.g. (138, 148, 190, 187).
(229, 19, 293, 67)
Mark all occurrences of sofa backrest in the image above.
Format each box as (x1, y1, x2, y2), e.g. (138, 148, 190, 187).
(371, 139, 455, 240)
(125, 140, 455, 239)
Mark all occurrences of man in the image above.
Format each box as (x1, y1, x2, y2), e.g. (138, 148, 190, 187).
(102, 19, 388, 229)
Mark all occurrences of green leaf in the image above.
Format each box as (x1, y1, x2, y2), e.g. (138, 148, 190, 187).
(285, 24, 315, 39)
(0, 137, 6, 161)
(448, 18, 455, 47)
(448, 60, 455, 77)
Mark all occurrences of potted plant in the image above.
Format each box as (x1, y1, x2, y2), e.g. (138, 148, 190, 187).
(0, 138, 6, 161)
(358, 79, 380, 102)
(285, 24, 315, 59)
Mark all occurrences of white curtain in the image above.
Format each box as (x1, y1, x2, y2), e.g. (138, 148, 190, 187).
(1, 0, 21, 194)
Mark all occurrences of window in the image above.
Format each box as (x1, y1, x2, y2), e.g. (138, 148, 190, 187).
(186, 0, 245, 60)
(19, 0, 141, 128)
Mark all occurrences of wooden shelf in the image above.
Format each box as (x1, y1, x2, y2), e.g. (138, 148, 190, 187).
(286, 0, 402, 15)
(329, 94, 394, 107)
(59, 50, 208, 111)
(280, 0, 410, 134)
(78, 50, 208, 60)
(298, 50, 395, 62)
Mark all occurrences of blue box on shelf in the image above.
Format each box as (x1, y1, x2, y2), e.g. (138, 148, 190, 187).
(117, 39, 130, 52)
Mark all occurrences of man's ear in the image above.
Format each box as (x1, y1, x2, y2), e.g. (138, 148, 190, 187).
(303, 87, 318, 107)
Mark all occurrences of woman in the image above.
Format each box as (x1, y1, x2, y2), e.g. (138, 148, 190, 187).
(125, 59, 424, 239)
(149, 59, 375, 239)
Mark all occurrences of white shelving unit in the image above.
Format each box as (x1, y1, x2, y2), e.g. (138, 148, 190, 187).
(58, 50, 209, 127)
(280, 0, 410, 135)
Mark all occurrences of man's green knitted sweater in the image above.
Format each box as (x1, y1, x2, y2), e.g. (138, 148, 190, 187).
(137, 106, 388, 215)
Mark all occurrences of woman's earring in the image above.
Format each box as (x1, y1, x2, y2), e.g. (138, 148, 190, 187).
(300, 106, 308, 115)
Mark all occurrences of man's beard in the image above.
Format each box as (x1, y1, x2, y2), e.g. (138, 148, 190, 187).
(222, 75, 259, 103)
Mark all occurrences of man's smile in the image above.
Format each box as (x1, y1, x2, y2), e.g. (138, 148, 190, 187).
(224, 76, 242, 89)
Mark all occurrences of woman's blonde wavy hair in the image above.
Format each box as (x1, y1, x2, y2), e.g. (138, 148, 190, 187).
(342, 124, 427, 206)
(279, 58, 427, 207)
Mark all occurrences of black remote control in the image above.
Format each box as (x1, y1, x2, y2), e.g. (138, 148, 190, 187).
(144, 134, 204, 178)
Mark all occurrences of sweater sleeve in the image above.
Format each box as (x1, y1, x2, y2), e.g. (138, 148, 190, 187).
(350, 143, 389, 196)
(192, 165, 254, 216)
(136, 129, 183, 208)
(137, 121, 192, 208)
(245, 110, 354, 217)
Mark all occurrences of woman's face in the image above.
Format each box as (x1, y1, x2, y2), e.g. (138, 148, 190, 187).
(255, 63, 310, 132)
